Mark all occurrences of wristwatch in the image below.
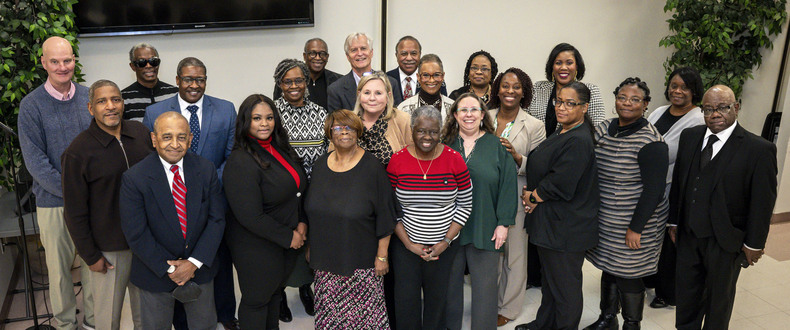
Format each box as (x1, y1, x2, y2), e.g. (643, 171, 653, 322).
(529, 193, 539, 204)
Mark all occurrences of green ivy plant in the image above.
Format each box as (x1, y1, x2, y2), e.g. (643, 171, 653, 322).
(0, 0, 83, 190)
(660, 0, 787, 99)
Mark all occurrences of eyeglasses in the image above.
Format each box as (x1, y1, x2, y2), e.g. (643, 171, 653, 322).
(456, 107, 482, 115)
(306, 51, 329, 59)
(179, 76, 207, 85)
(132, 57, 161, 68)
(331, 125, 353, 134)
(701, 103, 735, 117)
(615, 96, 645, 104)
(419, 72, 444, 81)
(470, 66, 491, 73)
(281, 78, 306, 86)
(415, 129, 440, 136)
(553, 100, 586, 108)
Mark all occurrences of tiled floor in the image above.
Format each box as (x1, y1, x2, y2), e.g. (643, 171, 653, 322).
(5, 224, 790, 329)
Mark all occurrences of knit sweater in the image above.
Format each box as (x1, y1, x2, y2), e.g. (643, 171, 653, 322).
(18, 83, 92, 207)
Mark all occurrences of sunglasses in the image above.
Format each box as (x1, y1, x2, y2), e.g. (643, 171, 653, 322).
(132, 57, 161, 68)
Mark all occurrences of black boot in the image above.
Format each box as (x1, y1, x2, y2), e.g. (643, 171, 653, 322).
(299, 284, 316, 316)
(620, 290, 645, 330)
(278, 288, 292, 322)
(583, 276, 619, 330)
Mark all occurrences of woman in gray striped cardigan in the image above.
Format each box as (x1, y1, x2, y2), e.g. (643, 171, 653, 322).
(584, 78, 669, 330)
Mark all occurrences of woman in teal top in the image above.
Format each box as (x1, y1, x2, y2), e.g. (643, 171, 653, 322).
(442, 92, 518, 330)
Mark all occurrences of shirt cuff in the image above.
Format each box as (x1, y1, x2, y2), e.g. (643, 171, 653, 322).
(187, 257, 203, 269)
(667, 224, 678, 227)
(743, 244, 761, 251)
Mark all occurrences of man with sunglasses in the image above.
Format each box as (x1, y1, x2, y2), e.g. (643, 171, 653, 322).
(142, 57, 239, 330)
(273, 38, 342, 109)
(122, 43, 178, 122)
(668, 85, 777, 329)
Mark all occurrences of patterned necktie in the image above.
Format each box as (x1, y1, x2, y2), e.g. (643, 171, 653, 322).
(170, 165, 187, 239)
(700, 135, 719, 169)
(186, 105, 200, 154)
(403, 77, 413, 99)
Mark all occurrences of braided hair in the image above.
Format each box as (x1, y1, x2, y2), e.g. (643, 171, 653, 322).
(613, 77, 651, 102)
(272, 58, 310, 100)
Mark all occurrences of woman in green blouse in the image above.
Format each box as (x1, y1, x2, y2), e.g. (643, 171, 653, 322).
(442, 92, 518, 330)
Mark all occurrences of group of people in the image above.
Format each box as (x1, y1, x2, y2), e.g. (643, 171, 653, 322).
(16, 31, 777, 330)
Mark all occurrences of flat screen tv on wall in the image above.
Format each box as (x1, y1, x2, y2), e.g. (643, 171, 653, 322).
(75, 0, 314, 37)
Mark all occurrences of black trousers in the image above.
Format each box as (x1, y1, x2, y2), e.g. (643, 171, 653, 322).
(391, 237, 459, 330)
(526, 241, 542, 286)
(675, 230, 741, 330)
(644, 232, 676, 304)
(534, 246, 584, 330)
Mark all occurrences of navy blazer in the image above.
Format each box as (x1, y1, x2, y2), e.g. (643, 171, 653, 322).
(669, 124, 777, 252)
(120, 152, 226, 292)
(386, 68, 447, 101)
(142, 94, 236, 177)
(327, 71, 403, 112)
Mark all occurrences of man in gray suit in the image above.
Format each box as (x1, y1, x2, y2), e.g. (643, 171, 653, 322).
(327, 32, 402, 112)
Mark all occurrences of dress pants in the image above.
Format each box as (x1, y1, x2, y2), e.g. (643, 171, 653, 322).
(644, 232, 676, 304)
(90, 250, 140, 330)
(498, 215, 528, 320)
(173, 240, 236, 329)
(129, 281, 216, 330)
(675, 230, 741, 330)
(446, 244, 499, 330)
(534, 246, 585, 330)
(37, 207, 95, 330)
(391, 237, 459, 330)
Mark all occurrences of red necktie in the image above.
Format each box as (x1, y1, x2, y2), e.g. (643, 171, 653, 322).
(170, 165, 187, 239)
(404, 77, 413, 99)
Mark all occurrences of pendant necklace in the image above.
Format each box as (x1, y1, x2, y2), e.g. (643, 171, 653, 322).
(417, 147, 438, 180)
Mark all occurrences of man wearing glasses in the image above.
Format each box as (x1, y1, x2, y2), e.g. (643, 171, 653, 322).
(142, 57, 239, 330)
(122, 43, 178, 122)
(668, 85, 777, 329)
(274, 38, 342, 109)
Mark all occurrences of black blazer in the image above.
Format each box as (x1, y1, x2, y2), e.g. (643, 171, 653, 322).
(327, 71, 403, 112)
(386, 68, 447, 99)
(669, 124, 777, 252)
(222, 141, 308, 249)
(120, 152, 226, 292)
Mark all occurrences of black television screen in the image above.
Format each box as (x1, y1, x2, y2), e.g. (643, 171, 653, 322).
(74, 0, 314, 37)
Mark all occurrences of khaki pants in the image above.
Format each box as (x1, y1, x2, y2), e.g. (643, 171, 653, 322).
(90, 250, 140, 330)
(37, 207, 94, 330)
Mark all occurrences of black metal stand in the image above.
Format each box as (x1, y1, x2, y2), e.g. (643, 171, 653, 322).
(0, 123, 54, 329)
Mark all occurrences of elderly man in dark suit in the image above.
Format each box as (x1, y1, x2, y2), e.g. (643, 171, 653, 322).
(121, 111, 226, 329)
(668, 85, 777, 330)
(386, 35, 446, 101)
(142, 57, 239, 329)
(327, 32, 402, 112)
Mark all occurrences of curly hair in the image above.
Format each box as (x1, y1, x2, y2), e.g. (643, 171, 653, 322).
(544, 43, 586, 81)
(441, 92, 495, 144)
(489, 68, 534, 109)
(273, 58, 311, 100)
(459, 50, 498, 89)
(233, 94, 300, 169)
(664, 66, 704, 104)
(613, 77, 651, 102)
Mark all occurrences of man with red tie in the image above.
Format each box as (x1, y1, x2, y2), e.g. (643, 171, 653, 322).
(120, 111, 225, 329)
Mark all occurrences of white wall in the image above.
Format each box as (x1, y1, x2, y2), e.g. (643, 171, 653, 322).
(77, 0, 788, 134)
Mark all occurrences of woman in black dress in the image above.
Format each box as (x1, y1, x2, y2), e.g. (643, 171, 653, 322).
(515, 82, 600, 330)
(305, 109, 396, 329)
(223, 94, 308, 329)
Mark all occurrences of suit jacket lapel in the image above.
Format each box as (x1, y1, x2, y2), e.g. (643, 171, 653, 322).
(197, 97, 213, 155)
(344, 72, 356, 108)
(710, 125, 746, 187)
(147, 156, 184, 239)
(183, 154, 203, 243)
(511, 110, 528, 141)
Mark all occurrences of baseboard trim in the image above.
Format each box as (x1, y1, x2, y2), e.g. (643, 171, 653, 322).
(772, 212, 790, 224)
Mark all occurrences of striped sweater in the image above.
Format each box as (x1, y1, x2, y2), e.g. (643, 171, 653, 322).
(387, 145, 473, 245)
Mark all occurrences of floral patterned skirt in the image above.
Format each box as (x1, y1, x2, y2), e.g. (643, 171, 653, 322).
(314, 268, 390, 330)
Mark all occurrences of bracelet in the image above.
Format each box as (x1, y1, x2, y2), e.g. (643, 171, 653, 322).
(443, 237, 453, 245)
(376, 256, 388, 262)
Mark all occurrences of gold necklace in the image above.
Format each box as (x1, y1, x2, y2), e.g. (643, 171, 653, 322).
(416, 147, 439, 180)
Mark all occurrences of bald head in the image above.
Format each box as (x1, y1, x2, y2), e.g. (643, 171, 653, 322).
(41, 37, 76, 90)
(152, 112, 192, 164)
(701, 84, 739, 133)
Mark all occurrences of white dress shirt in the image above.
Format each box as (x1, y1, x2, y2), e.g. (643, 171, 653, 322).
(158, 156, 204, 268)
(398, 68, 418, 95)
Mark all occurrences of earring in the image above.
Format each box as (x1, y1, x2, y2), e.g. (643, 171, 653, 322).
(551, 75, 555, 83)
(611, 106, 617, 115)
(480, 121, 484, 128)
(573, 71, 578, 81)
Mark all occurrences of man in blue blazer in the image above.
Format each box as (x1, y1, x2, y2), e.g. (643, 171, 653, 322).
(327, 32, 403, 112)
(121, 111, 225, 329)
(141, 57, 239, 329)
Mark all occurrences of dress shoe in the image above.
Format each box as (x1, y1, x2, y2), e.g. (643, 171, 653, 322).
(279, 288, 293, 322)
(221, 318, 240, 330)
(299, 284, 316, 316)
(497, 314, 512, 326)
(649, 296, 668, 308)
(514, 321, 537, 330)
